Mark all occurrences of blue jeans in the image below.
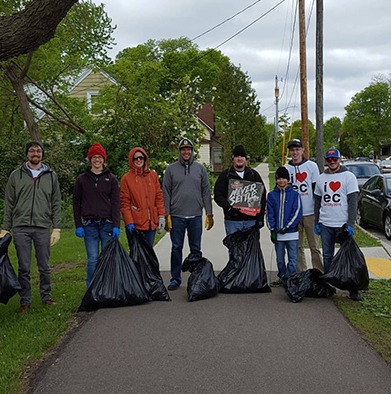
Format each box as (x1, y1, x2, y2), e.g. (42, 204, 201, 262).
(319, 224, 340, 273)
(170, 216, 202, 284)
(83, 219, 112, 286)
(225, 220, 256, 235)
(126, 228, 156, 249)
(275, 239, 299, 278)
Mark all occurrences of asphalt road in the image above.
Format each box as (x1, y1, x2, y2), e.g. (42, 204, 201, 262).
(31, 271, 391, 394)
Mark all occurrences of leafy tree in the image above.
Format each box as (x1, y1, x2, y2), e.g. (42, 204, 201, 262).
(323, 116, 342, 151)
(341, 81, 391, 157)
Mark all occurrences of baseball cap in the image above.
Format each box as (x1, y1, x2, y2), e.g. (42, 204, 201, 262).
(325, 148, 341, 159)
(287, 139, 302, 149)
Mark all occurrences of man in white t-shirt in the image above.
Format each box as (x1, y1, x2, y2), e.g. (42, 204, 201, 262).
(285, 139, 323, 272)
(314, 148, 361, 300)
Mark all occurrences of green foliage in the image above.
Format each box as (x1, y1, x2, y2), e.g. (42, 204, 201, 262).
(324, 117, 342, 150)
(341, 81, 391, 157)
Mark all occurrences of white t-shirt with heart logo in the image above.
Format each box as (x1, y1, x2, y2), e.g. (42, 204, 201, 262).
(285, 160, 319, 216)
(314, 170, 359, 227)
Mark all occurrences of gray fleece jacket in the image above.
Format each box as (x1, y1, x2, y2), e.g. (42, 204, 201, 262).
(162, 149, 212, 217)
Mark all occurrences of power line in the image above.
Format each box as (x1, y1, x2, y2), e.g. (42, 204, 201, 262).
(191, 0, 265, 41)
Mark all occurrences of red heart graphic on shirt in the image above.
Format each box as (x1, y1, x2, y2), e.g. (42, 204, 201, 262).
(329, 181, 341, 192)
(296, 172, 307, 183)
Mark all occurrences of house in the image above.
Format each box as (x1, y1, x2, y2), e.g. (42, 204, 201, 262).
(196, 103, 223, 173)
(67, 68, 118, 113)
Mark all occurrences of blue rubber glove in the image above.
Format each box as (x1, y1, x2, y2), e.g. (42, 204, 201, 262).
(347, 225, 354, 237)
(75, 227, 85, 238)
(112, 227, 120, 238)
(126, 223, 135, 233)
(314, 224, 320, 236)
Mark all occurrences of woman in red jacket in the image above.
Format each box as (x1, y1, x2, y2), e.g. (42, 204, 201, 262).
(120, 147, 166, 248)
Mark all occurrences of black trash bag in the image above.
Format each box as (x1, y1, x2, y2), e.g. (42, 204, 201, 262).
(79, 238, 149, 312)
(217, 226, 271, 293)
(0, 233, 21, 304)
(182, 254, 220, 302)
(283, 269, 335, 303)
(304, 269, 336, 298)
(321, 237, 369, 291)
(130, 230, 170, 301)
(335, 223, 350, 244)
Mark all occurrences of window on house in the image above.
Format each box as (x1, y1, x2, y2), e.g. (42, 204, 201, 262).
(213, 147, 222, 164)
(86, 91, 100, 115)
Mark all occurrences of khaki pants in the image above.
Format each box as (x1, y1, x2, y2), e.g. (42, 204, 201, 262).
(298, 215, 323, 272)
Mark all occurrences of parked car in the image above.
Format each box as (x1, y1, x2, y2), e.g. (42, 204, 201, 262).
(357, 174, 391, 240)
(343, 160, 381, 188)
(381, 159, 391, 173)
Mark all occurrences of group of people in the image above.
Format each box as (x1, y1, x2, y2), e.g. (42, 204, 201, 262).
(266, 139, 361, 300)
(0, 137, 361, 314)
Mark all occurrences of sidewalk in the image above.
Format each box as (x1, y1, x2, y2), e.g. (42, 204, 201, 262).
(31, 163, 391, 394)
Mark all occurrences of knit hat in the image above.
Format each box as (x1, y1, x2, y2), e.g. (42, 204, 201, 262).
(88, 143, 107, 162)
(275, 166, 290, 181)
(178, 138, 194, 150)
(25, 141, 44, 156)
(287, 139, 302, 149)
(232, 145, 247, 158)
(325, 148, 340, 159)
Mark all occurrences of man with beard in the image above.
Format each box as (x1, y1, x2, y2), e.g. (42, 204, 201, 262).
(0, 141, 61, 313)
(214, 145, 266, 235)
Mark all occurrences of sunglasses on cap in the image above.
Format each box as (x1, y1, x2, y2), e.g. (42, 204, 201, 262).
(133, 155, 145, 161)
(326, 157, 339, 163)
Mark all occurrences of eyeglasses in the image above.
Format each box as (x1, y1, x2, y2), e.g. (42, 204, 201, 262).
(326, 157, 339, 163)
(133, 156, 145, 161)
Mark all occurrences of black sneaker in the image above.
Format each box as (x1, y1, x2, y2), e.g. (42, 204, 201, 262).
(349, 291, 363, 301)
(168, 280, 180, 291)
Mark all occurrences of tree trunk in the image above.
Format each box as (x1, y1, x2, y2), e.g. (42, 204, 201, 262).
(6, 63, 40, 141)
(0, 0, 78, 62)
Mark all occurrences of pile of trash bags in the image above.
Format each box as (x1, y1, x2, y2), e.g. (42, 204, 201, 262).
(283, 234, 369, 303)
(79, 231, 171, 311)
(0, 233, 21, 304)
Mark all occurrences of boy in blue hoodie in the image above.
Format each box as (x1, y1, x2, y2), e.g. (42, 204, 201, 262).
(267, 167, 303, 286)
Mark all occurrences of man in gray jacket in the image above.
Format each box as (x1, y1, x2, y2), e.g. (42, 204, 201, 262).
(0, 141, 61, 313)
(163, 138, 213, 290)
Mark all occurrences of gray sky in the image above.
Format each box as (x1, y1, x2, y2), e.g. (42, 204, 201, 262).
(93, 0, 391, 124)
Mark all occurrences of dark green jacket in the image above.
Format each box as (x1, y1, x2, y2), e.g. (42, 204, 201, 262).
(3, 162, 61, 230)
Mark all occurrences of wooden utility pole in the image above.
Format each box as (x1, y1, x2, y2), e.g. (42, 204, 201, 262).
(274, 75, 280, 143)
(315, 0, 324, 172)
(299, 0, 309, 159)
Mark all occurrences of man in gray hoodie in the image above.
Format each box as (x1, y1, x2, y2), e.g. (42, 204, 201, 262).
(162, 138, 213, 290)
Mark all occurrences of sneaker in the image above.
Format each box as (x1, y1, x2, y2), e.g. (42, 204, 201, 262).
(19, 304, 30, 314)
(270, 278, 283, 287)
(167, 280, 180, 291)
(42, 299, 57, 306)
(349, 291, 363, 301)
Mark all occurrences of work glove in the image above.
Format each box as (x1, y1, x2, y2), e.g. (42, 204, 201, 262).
(165, 215, 172, 232)
(0, 229, 10, 238)
(279, 226, 288, 234)
(50, 229, 61, 247)
(205, 214, 214, 231)
(347, 225, 354, 237)
(126, 223, 135, 233)
(75, 227, 85, 238)
(314, 224, 321, 236)
(112, 227, 120, 238)
(228, 206, 241, 217)
(270, 230, 277, 244)
(157, 216, 165, 234)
